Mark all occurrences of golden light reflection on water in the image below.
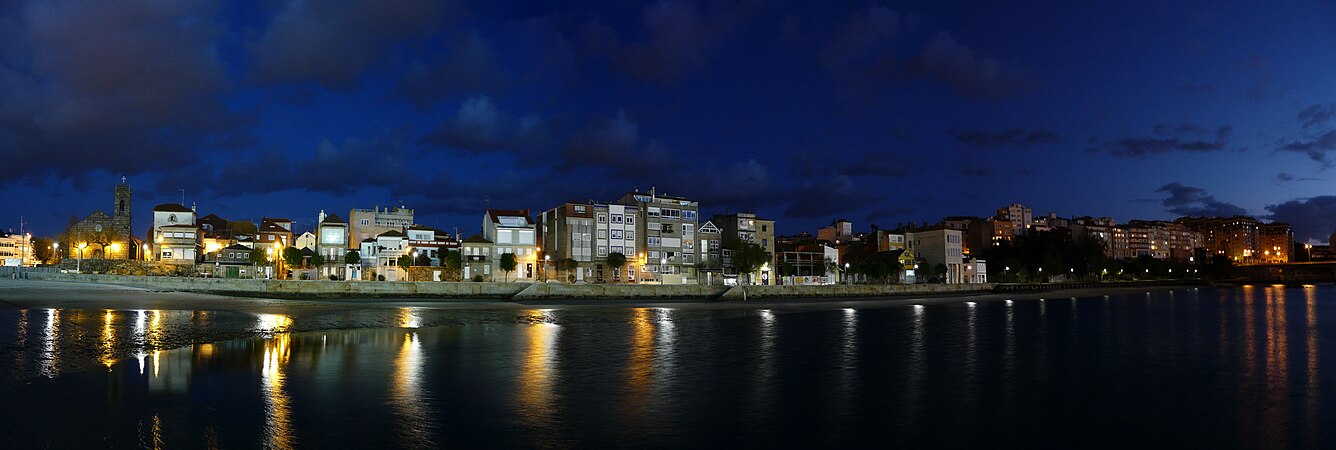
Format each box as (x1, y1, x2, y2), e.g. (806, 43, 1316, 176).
(515, 313, 560, 441)
(261, 332, 294, 450)
(624, 308, 654, 414)
(398, 307, 423, 329)
(390, 332, 434, 448)
(1304, 285, 1319, 447)
(257, 313, 293, 334)
(1262, 286, 1289, 448)
(40, 308, 59, 378)
(99, 310, 116, 369)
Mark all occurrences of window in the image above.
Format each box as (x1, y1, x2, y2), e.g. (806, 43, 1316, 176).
(361, 219, 370, 226)
(761, 239, 768, 248)
(597, 214, 608, 224)
(162, 250, 172, 258)
(661, 223, 674, 233)
(612, 245, 623, 254)
(648, 207, 660, 218)
(761, 224, 767, 232)
(625, 230, 634, 241)
(497, 229, 513, 244)
(574, 205, 587, 213)
(683, 224, 693, 238)
(625, 216, 635, 225)
(611, 229, 623, 240)
(168, 214, 177, 224)
(598, 246, 608, 257)
(611, 214, 623, 224)
(648, 236, 661, 247)
(683, 210, 696, 221)
(598, 229, 607, 239)
(649, 251, 659, 258)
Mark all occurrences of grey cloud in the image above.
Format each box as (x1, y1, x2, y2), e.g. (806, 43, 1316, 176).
(248, 0, 451, 88)
(1157, 182, 1247, 217)
(1276, 172, 1319, 183)
(558, 110, 669, 172)
(1090, 123, 1232, 157)
(419, 96, 549, 154)
(1278, 130, 1336, 167)
(0, 0, 242, 187)
(213, 130, 420, 196)
(397, 31, 506, 109)
(952, 128, 1061, 148)
(903, 32, 1030, 99)
(1298, 103, 1336, 130)
(1266, 196, 1336, 243)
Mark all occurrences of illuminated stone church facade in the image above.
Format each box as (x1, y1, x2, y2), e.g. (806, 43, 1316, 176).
(66, 178, 139, 260)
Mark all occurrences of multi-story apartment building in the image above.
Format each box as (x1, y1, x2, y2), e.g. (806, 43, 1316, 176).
(906, 226, 966, 283)
(315, 211, 349, 278)
(1120, 220, 1201, 261)
(257, 217, 293, 251)
(1259, 223, 1294, 263)
(619, 190, 697, 284)
(713, 212, 777, 284)
(348, 206, 414, 248)
(817, 219, 854, 243)
(1177, 216, 1261, 263)
(0, 231, 36, 266)
(151, 203, 199, 265)
(405, 226, 457, 267)
(696, 220, 723, 284)
(997, 203, 1033, 229)
(483, 209, 539, 281)
(539, 203, 596, 282)
(592, 203, 640, 282)
(461, 235, 493, 281)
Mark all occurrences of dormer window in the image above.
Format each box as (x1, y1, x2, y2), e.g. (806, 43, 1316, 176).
(168, 214, 177, 224)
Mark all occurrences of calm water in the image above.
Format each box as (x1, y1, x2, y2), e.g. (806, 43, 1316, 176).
(0, 286, 1333, 448)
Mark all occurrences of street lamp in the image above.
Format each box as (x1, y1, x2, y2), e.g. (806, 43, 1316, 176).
(76, 242, 87, 273)
(844, 262, 850, 285)
(52, 242, 58, 265)
(544, 254, 550, 282)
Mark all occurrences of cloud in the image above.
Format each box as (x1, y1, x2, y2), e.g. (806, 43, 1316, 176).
(396, 31, 506, 108)
(1156, 182, 1247, 217)
(1266, 196, 1336, 243)
(0, 0, 243, 187)
(823, 5, 901, 66)
(1276, 172, 1319, 183)
(418, 96, 549, 153)
(1278, 130, 1336, 167)
(580, 0, 758, 83)
(952, 128, 1061, 148)
(558, 110, 669, 172)
(1298, 103, 1336, 130)
(212, 130, 419, 196)
(1089, 123, 1232, 157)
(903, 32, 1030, 98)
(247, 0, 451, 88)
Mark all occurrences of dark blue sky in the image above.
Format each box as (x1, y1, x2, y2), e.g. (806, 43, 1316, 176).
(3, 0, 1336, 242)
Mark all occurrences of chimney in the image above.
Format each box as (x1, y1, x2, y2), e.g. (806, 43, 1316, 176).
(318, 210, 326, 224)
(191, 202, 196, 212)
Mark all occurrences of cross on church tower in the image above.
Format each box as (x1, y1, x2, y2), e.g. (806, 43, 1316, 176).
(121, 175, 126, 184)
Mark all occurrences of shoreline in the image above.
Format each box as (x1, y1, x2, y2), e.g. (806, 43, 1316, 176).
(0, 277, 1208, 312)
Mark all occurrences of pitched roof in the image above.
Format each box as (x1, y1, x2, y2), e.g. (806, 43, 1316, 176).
(320, 213, 346, 224)
(487, 209, 533, 224)
(463, 234, 493, 244)
(223, 244, 251, 251)
(153, 203, 193, 213)
(377, 230, 406, 238)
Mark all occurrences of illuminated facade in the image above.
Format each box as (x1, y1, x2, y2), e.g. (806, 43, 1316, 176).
(483, 209, 539, 281)
(619, 190, 698, 284)
(151, 203, 199, 265)
(66, 178, 137, 260)
(1259, 223, 1294, 263)
(348, 206, 414, 249)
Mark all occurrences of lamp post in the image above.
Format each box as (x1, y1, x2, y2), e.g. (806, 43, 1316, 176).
(52, 242, 58, 266)
(844, 262, 850, 285)
(544, 254, 550, 282)
(76, 242, 87, 273)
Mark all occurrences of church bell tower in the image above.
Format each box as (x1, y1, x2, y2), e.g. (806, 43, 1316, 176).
(113, 176, 132, 237)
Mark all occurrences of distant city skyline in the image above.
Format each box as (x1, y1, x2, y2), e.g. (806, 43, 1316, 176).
(1, 1, 1334, 242)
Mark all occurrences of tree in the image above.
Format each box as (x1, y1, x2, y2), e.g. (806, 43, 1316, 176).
(935, 263, 948, 283)
(310, 254, 325, 267)
(345, 250, 361, 265)
(228, 221, 258, 236)
(606, 252, 627, 283)
(249, 248, 268, 277)
(414, 252, 431, 267)
(560, 258, 579, 282)
(442, 250, 462, 281)
(282, 247, 303, 268)
(730, 243, 769, 285)
(33, 237, 54, 264)
(397, 254, 413, 273)
(499, 253, 518, 282)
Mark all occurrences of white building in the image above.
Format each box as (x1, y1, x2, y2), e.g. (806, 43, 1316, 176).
(906, 226, 965, 283)
(294, 231, 316, 251)
(361, 230, 409, 281)
(483, 209, 538, 281)
(151, 203, 199, 265)
(315, 211, 350, 279)
(0, 232, 35, 266)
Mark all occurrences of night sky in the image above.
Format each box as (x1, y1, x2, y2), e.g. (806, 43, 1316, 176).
(3, 1, 1335, 242)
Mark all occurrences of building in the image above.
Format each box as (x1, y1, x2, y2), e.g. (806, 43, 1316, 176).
(1177, 216, 1261, 263)
(1259, 223, 1294, 263)
(1121, 220, 1201, 261)
(997, 203, 1033, 231)
(906, 226, 965, 283)
(461, 234, 494, 281)
(713, 212, 777, 285)
(360, 230, 409, 281)
(0, 231, 36, 266)
(619, 190, 697, 284)
(776, 240, 836, 282)
(294, 231, 317, 251)
(817, 219, 854, 243)
(66, 178, 138, 260)
(539, 203, 595, 282)
(483, 209, 539, 281)
(348, 206, 414, 248)
(202, 244, 254, 278)
(696, 220, 723, 285)
(151, 203, 199, 265)
(257, 218, 293, 250)
(405, 226, 457, 266)
(315, 211, 349, 279)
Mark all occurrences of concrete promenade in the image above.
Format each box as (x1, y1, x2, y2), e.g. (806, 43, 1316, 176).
(7, 270, 999, 301)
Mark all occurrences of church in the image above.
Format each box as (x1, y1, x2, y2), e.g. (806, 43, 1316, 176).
(66, 177, 142, 260)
